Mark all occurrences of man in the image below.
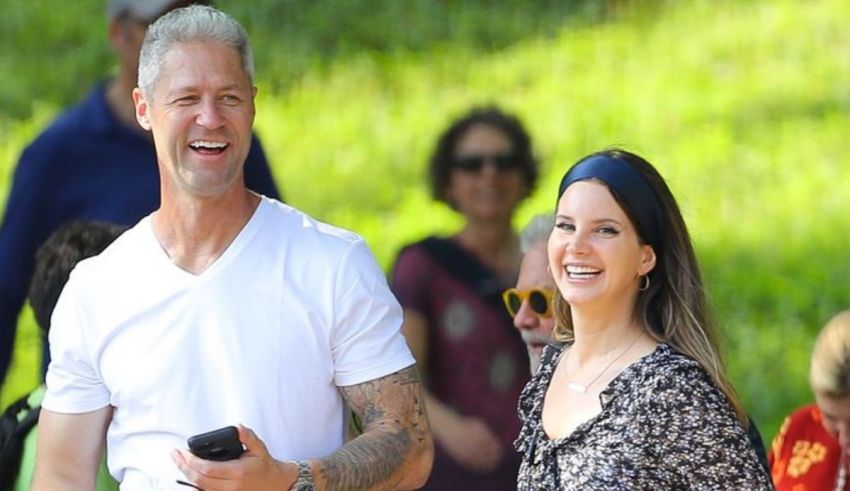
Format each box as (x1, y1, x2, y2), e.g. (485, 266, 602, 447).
(505, 215, 556, 374)
(32, 6, 432, 491)
(0, 0, 280, 386)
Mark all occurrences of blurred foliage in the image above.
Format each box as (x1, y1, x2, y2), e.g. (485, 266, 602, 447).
(0, 0, 610, 119)
(1, 0, 849, 448)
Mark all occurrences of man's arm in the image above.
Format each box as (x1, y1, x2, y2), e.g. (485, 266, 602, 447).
(173, 366, 433, 491)
(316, 365, 433, 491)
(32, 406, 112, 490)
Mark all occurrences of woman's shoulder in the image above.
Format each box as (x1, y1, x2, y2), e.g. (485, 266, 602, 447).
(539, 342, 567, 367)
(627, 344, 729, 409)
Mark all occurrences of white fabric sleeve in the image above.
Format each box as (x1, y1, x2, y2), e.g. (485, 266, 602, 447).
(331, 239, 415, 387)
(42, 275, 110, 413)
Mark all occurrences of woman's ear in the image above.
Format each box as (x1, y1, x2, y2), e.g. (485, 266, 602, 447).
(639, 244, 657, 276)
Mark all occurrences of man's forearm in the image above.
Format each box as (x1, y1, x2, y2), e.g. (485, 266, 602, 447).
(317, 365, 432, 491)
(316, 422, 421, 491)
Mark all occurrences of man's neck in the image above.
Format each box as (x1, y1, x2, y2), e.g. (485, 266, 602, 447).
(152, 189, 261, 275)
(105, 72, 146, 131)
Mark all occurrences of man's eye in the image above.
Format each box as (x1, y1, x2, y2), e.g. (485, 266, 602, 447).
(174, 96, 197, 105)
(221, 95, 240, 104)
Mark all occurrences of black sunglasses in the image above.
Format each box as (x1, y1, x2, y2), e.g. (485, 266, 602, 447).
(452, 153, 521, 173)
(502, 288, 554, 318)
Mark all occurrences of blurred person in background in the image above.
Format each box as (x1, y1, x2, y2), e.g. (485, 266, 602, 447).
(0, 221, 124, 491)
(391, 106, 538, 489)
(504, 214, 556, 375)
(770, 310, 850, 490)
(0, 0, 280, 388)
(515, 149, 771, 489)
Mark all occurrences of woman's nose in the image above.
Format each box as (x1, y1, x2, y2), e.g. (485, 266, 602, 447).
(565, 230, 590, 255)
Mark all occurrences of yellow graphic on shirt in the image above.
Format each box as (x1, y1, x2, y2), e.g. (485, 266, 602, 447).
(786, 440, 828, 478)
(772, 416, 790, 459)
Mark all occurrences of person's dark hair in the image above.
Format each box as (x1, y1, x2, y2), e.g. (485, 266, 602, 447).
(428, 106, 539, 208)
(28, 221, 126, 334)
(551, 148, 746, 423)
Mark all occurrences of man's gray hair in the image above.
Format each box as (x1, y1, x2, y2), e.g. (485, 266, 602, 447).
(519, 214, 554, 254)
(137, 5, 254, 98)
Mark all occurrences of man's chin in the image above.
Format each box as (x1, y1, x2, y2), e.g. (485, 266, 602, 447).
(527, 343, 547, 356)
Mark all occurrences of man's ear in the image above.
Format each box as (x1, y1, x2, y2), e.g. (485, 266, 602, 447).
(132, 87, 151, 131)
(639, 244, 657, 276)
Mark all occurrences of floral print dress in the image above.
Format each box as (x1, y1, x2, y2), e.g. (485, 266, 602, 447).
(515, 343, 774, 490)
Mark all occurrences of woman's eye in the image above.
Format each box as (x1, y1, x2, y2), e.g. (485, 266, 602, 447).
(556, 222, 575, 232)
(598, 226, 619, 236)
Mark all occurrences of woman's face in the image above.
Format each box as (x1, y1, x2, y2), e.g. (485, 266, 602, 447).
(444, 123, 527, 221)
(815, 392, 850, 452)
(548, 180, 655, 310)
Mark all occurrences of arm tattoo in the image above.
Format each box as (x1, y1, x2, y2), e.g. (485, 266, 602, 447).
(320, 366, 429, 491)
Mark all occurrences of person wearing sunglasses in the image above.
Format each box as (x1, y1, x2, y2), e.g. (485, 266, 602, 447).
(514, 149, 772, 490)
(504, 214, 556, 374)
(391, 106, 539, 489)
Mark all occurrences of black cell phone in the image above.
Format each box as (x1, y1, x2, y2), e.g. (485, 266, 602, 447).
(187, 425, 245, 461)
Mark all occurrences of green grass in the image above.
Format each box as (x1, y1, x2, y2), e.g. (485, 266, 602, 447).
(2, 0, 849, 445)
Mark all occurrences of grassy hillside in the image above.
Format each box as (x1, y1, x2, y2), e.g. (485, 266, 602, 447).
(1, 0, 848, 444)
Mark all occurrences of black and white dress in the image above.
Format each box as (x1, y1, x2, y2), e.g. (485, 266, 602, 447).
(514, 343, 774, 490)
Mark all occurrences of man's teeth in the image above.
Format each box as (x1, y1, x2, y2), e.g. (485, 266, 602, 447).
(190, 140, 227, 149)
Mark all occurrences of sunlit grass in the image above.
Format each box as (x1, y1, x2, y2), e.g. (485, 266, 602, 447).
(2, 0, 848, 443)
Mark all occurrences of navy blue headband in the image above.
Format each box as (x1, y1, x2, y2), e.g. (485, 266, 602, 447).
(557, 154, 665, 250)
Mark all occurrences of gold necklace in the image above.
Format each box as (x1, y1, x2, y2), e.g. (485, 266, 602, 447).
(564, 333, 643, 394)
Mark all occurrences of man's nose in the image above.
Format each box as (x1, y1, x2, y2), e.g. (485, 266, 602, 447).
(196, 99, 225, 129)
(513, 300, 538, 330)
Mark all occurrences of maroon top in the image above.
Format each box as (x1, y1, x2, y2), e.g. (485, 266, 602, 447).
(392, 237, 529, 490)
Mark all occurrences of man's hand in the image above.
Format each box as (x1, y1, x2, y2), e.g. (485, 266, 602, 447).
(173, 425, 297, 491)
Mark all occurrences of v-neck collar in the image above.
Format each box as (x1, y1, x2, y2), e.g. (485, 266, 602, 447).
(144, 197, 270, 282)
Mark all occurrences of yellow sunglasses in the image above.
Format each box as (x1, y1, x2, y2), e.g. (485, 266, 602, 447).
(502, 288, 554, 318)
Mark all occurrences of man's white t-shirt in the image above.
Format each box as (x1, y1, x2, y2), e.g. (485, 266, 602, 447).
(43, 196, 415, 490)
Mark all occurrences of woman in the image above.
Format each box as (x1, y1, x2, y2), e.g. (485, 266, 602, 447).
(770, 310, 850, 490)
(515, 149, 772, 489)
(391, 106, 538, 489)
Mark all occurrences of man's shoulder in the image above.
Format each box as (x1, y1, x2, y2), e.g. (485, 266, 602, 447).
(21, 85, 112, 157)
(67, 219, 147, 284)
(260, 197, 365, 251)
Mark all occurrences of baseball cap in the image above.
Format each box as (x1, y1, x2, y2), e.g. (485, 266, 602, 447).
(106, 0, 207, 23)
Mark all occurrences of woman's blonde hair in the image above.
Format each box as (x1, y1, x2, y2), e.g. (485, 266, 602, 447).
(810, 310, 850, 397)
(552, 149, 747, 424)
